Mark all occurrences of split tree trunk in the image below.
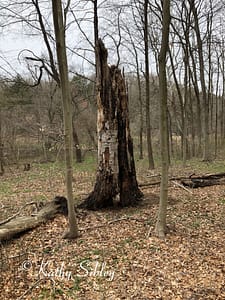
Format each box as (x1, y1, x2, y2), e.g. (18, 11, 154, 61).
(79, 40, 142, 210)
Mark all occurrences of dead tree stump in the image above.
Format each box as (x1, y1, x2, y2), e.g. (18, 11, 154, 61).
(79, 39, 142, 210)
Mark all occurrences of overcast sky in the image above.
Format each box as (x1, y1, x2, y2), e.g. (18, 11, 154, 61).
(0, 31, 45, 77)
(0, 0, 156, 81)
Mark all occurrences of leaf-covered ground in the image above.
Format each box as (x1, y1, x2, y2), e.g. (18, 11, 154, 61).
(0, 159, 225, 299)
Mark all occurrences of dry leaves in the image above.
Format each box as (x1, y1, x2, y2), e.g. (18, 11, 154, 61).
(0, 163, 225, 299)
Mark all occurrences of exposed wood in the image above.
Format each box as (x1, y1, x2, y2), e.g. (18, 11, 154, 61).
(0, 196, 68, 241)
(79, 39, 142, 210)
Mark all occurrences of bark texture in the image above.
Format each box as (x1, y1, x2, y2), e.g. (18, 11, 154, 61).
(79, 40, 142, 210)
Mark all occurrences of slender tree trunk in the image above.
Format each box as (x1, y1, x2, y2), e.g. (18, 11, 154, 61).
(126, 25, 143, 160)
(155, 0, 170, 239)
(0, 109, 4, 176)
(168, 49, 185, 159)
(144, 0, 154, 169)
(52, 0, 79, 239)
(183, 56, 188, 165)
(189, 47, 202, 155)
(221, 52, 225, 145)
(79, 40, 142, 210)
(189, 88, 195, 157)
(137, 68, 144, 160)
(191, 0, 210, 161)
(215, 55, 220, 158)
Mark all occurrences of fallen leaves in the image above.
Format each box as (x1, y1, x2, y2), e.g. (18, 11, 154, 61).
(0, 163, 225, 299)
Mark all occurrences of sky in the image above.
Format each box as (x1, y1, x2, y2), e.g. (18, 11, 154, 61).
(0, 0, 157, 82)
(0, 32, 45, 78)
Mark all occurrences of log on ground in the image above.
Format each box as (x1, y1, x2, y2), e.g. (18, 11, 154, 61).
(0, 196, 68, 242)
(181, 172, 225, 188)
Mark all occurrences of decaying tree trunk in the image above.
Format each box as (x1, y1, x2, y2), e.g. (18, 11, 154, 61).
(0, 197, 68, 241)
(79, 40, 142, 210)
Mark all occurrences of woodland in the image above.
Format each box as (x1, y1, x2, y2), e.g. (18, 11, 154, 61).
(0, 0, 225, 299)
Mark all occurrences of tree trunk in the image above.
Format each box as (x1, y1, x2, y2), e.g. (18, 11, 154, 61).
(0, 109, 4, 176)
(214, 54, 220, 158)
(52, 0, 79, 238)
(72, 119, 82, 163)
(155, 0, 170, 239)
(79, 40, 142, 210)
(137, 64, 144, 160)
(144, 0, 155, 170)
(189, 42, 202, 155)
(191, 0, 210, 161)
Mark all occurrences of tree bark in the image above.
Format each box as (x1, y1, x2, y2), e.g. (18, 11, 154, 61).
(155, 0, 170, 239)
(52, 0, 79, 238)
(79, 40, 142, 210)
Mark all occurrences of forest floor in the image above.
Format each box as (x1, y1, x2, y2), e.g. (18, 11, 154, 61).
(0, 157, 225, 300)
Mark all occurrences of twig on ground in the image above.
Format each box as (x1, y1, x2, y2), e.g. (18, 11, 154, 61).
(172, 180, 193, 194)
(146, 226, 154, 238)
(17, 278, 43, 300)
(0, 202, 38, 226)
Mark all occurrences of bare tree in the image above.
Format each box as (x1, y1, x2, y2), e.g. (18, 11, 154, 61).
(155, 0, 170, 239)
(51, 0, 79, 239)
(189, 0, 210, 161)
(144, 0, 155, 169)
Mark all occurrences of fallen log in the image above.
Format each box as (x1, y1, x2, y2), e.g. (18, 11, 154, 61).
(139, 175, 192, 188)
(139, 172, 225, 189)
(181, 173, 225, 188)
(0, 196, 68, 242)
